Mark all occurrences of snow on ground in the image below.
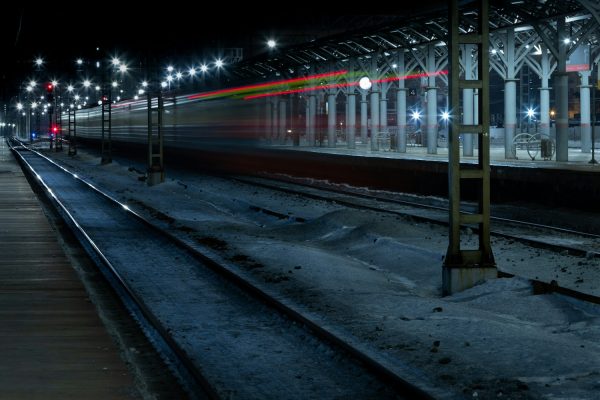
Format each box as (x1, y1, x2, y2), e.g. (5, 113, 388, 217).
(44, 147, 600, 399)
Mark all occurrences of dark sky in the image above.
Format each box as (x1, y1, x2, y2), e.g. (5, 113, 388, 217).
(0, 5, 446, 103)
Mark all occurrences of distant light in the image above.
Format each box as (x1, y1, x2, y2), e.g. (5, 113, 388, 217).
(287, 129, 292, 133)
(26, 86, 33, 92)
(76, 58, 83, 65)
(74, 95, 80, 100)
(29, 80, 37, 87)
(83, 80, 91, 88)
(167, 65, 174, 72)
(116, 96, 121, 101)
(200, 64, 208, 73)
(491, 48, 497, 54)
(67, 85, 74, 92)
(527, 107, 535, 118)
(17, 103, 23, 110)
(441, 111, 450, 121)
(77, 105, 82, 109)
(118, 64, 128, 73)
(161, 81, 168, 88)
(111, 57, 121, 66)
(35, 57, 44, 66)
(22, 112, 26, 116)
(358, 76, 372, 90)
(112, 81, 118, 87)
(31, 102, 38, 108)
(95, 85, 101, 91)
(188, 67, 196, 76)
(267, 39, 277, 48)
(96, 61, 100, 68)
(411, 110, 421, 120)
(138, 89, 145, 95)
(215, 58, 224, 68)
(166, 75, 173, 82)
(134, 95, 139, 100)
(563, 38, 570, 44)
(176, 71, 183, 80)
(97, 100, 102, 105)
(392, 63, 398, 68)
(142, 81, 148, 87)
(51, 80, 58, 86)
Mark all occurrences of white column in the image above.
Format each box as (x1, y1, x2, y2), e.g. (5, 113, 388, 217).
(539, 45, 551, 138)
(426, 45, 438, 154)
(370, 88, 380, 151)
(580, 70, 592, 152)
(360, 92, 368, 144)
(327, 93, 336, 147)
(308, 95, 316, 146)
(396, 51, 407, 152)
(347, 93, 356, 149)
(504, 28, 517, 159)
(555, 17, 569, 161)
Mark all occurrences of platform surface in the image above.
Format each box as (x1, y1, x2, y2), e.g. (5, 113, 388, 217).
(0, 139, 138, 399)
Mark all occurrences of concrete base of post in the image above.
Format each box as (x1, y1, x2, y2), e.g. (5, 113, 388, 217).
(147, 170, 164, 186)
(442, 265, 497, 296)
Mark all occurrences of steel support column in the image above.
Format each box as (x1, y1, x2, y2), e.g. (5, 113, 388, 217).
(308, 95, 316, 146)
(504, 28, 518, 159)
(380, 83, 388, 139)
(370, 88, 380, 151)
(539, 45, 551, 138)
(347, 93, 356, 149)
(396, 51, 407, 152)
(555, 18, 569, 161)
(327, 93, 336, 147)
(444, 0, 496, 295)
(360, 92, 368, 144)
(580, 70, 592, 152)
(426, 45, 438, 154)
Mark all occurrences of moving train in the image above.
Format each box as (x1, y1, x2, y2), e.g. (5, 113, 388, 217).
(76, 91, 267, 149)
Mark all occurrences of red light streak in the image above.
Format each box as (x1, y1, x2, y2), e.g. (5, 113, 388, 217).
(187, 70, 348, 100)
(243, 70, 448, 100)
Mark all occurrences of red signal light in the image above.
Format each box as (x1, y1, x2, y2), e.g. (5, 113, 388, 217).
(47, 83, 54, 92)
(52, 126, 58, 133)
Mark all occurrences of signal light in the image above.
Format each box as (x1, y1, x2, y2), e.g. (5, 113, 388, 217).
(46, 83, 54, 92)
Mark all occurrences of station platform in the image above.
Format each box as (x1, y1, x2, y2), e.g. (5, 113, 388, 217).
(0, 140, 139, 398)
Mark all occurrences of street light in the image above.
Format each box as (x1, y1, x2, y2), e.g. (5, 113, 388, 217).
(267, 39, 277, 49)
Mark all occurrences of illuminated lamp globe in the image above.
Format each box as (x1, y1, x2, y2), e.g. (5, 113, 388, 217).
(359, 77, 372, 90)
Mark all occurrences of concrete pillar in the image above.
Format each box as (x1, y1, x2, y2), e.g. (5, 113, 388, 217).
(370, 89, 380, 151)
(504, 80, 518, 158)
(555, 17, 569, 162)
(426, 45, 438, 154)
(308, 95, 316, 146)
(279, 100, 286, 144)
(360, 92, 368, 144)
(397, 88, 407, 152)
(580, 70, 592, 152)
(504, 28, 517, 159)
(347, 93, 356, 149)
(396, 51, 407, 152)
(380, 84, 388, 131)
(327, 93, 336, 147)
(539, 45, 551, 138)
(265, 100, 272, 143)
(462, 44, 474, 156)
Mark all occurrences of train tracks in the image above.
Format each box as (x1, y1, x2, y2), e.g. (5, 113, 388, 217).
(231, 174, 600, 303)
(9, 140, 446, 399)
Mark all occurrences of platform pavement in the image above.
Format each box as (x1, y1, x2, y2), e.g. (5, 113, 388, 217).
(0, 139, 139, 399)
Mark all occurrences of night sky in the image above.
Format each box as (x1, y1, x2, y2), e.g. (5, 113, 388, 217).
(0, 6, 446, 104)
